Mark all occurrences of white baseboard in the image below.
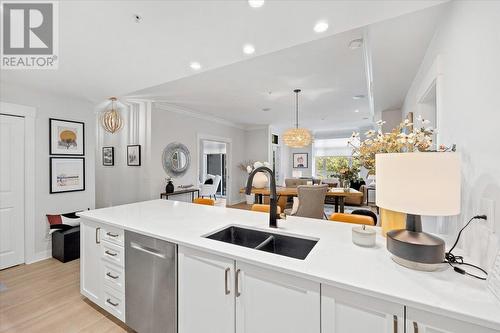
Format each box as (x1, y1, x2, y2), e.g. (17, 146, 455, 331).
(25, 250, 51, 264)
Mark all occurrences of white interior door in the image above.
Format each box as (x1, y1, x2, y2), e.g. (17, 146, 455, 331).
(0, 114, 25, 269)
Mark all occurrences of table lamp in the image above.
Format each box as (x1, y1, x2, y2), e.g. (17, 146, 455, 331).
(376, 152, 461, 271)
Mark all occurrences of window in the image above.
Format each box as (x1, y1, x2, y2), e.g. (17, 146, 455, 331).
(313, 138, 359, 179)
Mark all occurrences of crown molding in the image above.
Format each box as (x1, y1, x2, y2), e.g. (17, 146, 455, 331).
(154, 102, 245, 130)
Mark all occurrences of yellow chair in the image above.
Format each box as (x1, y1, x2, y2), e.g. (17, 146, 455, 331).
(329, 213, 375, 226)
(251, 204, 282, 215)
(193, 198, 215, 206)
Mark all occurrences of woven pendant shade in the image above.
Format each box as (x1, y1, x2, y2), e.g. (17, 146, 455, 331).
(283, 128, 313, 148)
(101, 97, 124, 134)
(283, 89, 312, 148)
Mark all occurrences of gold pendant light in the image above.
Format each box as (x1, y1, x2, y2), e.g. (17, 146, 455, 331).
(101, 97, 124, 134)
(283, 89, 312, 148)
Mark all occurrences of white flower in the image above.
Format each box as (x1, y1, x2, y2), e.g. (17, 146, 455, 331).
(351, 131, 359, 138)
(422, 119, 431, 125)
(365, 130, 375, 137)
(253, 161, 263, 169)
(416, 115, 423, 122)
(246, 166, 253, 174)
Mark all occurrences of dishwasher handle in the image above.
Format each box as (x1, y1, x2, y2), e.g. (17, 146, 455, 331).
(130, 242, 167, 259)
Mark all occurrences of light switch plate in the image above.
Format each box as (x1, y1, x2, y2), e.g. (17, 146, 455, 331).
(480, 198, 495, 233)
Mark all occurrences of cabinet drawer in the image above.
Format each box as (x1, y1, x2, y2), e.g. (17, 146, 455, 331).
(101, 226, 124, 246)
(101, 241, 124, 267)
(103, 285, 125, 321)
(103, 261, 125, 294)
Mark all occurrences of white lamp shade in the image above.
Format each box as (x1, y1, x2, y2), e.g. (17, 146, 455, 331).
(375, 153, 461, 216)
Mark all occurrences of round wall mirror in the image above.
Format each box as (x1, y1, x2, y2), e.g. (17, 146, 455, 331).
(162, 142, 191, 177)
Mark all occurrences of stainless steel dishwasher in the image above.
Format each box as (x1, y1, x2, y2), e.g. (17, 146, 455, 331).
(125, 231, 177, 333)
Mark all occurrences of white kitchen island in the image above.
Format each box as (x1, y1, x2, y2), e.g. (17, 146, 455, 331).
(79, 199, 500, 333)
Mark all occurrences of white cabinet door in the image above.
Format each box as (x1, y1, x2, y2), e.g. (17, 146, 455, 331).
(406, 307, 499, 333)
(322, 284, 404, 333)
(80, 220, 103, 305)
(236, 261, 320, 333)
(178, 246, 235, 333)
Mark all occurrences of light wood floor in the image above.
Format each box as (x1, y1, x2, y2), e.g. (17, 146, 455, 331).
(0, 258, 132, 333)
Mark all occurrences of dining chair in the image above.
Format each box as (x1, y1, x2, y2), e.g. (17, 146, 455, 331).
(251, 204, 282, 214)
(193, 197, 215, 206)
(329, 213, 375, 226)
(285, 184, 329, 219)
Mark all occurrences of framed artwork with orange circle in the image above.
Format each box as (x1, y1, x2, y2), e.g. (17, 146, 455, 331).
(49, 118, 85, 155)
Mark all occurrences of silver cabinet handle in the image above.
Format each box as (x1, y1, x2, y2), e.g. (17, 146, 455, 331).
(106, 298, 119, 307)
(413, 322, 418, 333)
(224, 268, 231, 295)
(105, 250, 117, 257)
(106, 272, 119, 279)
(393, 315, 398, 333)
(106, 232, 119, 238)
(235, 269, 241, 297)
(131, 242, 166, 259)
(95, 227, 101, 244)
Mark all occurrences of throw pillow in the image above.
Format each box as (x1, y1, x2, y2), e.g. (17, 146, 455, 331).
(46, 212, 81, 233)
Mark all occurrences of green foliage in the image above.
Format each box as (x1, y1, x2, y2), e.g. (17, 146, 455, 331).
(315, 156, 360, 180)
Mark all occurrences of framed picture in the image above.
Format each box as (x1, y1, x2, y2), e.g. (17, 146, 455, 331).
(49, 118, 85, 155)
(102, 147, 114, 166)
(127, 145, 141, 166)
(293, 153, 308, 168)
(50, 157, 85, 193)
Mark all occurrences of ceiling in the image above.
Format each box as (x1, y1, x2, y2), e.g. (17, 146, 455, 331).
(1, 0, 446, 103)
(129, 4, 446, 132)
(132, 27, 371, 131)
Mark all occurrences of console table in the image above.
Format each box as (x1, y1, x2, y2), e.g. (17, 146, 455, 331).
(160, 188, 200, 201)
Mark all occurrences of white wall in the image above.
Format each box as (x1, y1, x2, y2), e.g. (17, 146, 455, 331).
(95, 102, 151, 208)
(0, 82, 95, 261)
(151, 105, 247, 205)
(402, 0, 500, 268)
(381, 109, 402, 133)
(244, 127, 270, 163)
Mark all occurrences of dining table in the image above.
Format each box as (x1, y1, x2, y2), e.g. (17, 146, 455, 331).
(240, 186, 363, 213)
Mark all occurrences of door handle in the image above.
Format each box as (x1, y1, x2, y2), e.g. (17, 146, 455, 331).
(95, 227, 101, 244)
(106, 298, 119, 307)
(235, 269, 241, 297)
(131, 242, 166, 259)
(105, 250, 117, 257)
(106, 272, 119, 279)
(106, 232, 119, 238)
(393, 315, 398, 333)
(413, 321, 419, 333)
(224, 267, 231, 295)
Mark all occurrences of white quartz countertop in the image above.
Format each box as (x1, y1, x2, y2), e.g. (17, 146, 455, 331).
(79, 199, 500, 330)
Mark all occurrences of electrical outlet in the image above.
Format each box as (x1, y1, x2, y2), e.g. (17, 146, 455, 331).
(480, 198, 495, 233)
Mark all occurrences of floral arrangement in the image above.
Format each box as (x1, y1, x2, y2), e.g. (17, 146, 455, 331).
(241, 161, 271, 174)
(336, 165, 361, 183)
(349, 116, 450, 173)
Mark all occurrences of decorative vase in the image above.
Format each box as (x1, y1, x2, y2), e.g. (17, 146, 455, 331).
(252, 172, 268, 189)
(246, 194, 255, 205)
(342, 180, 350, 192)
(380, 208, 407, 237)
(165, 180, 174, 194)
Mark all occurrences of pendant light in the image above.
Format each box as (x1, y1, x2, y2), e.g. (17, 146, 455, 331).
(101, 97, 124, 134)
(283, 89, 312, 148)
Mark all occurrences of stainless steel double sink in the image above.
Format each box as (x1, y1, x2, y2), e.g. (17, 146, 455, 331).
(205, 225, 318, 260)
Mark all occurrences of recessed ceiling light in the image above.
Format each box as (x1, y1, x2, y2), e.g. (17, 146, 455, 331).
(352, 94, 365, 100)
(313, 20, 329, 33)
(243, 44, 255, 55)
(354, 109, 360, 113)
(190, 62, 201, 70)
(349, 38, 364, 49)
(248, 0, 265, 8)
(262, 107, 271, 112)
(363, 117, 369, 120)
